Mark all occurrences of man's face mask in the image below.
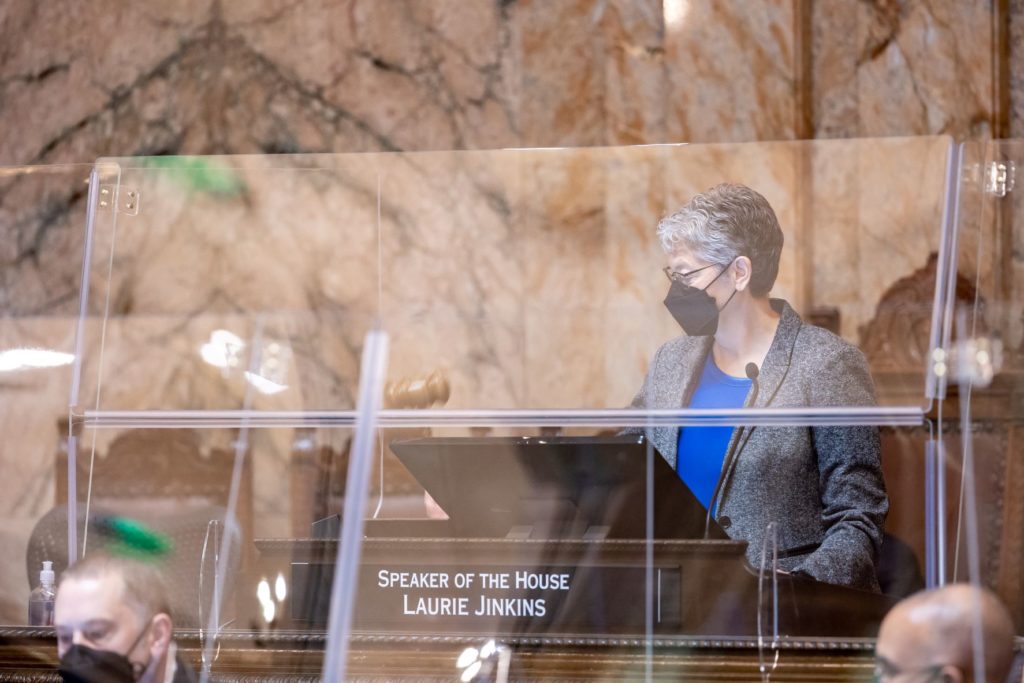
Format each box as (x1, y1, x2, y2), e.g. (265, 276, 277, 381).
(58, 621, 153, 683)
(662, 261, 737, 336)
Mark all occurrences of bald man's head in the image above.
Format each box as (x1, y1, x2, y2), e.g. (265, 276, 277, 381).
(876, 584, 1015, 683)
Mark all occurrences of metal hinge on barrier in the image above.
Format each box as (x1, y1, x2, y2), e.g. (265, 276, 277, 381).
(97, 185, 140, 215)
(985, 161, 1015, 197)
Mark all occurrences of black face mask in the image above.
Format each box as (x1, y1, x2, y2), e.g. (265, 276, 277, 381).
(59, 623, 152, 683)
(663, 263, 737, 336)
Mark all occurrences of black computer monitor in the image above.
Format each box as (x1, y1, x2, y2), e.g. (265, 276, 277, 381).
(389, 435, 727, 540)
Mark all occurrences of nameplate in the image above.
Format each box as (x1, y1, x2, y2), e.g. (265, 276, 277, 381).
(292, 562, 682, 632)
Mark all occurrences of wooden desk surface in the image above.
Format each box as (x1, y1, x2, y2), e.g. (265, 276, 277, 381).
(0, 626, 879, 682)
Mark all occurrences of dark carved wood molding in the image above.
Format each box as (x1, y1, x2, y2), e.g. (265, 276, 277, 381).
(859, 252, 984, 375)
(859, 250, 1024, 629)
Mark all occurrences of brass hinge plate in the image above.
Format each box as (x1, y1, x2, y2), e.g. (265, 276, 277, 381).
(97, 185, 140, 215)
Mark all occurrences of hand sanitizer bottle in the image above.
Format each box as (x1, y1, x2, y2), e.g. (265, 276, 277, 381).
(28, 561, 55, 626)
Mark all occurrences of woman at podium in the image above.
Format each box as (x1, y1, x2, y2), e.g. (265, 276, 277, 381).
(629, 183, 888, 592)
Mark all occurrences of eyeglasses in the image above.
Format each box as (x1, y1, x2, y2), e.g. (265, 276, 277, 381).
(873, 656, 949, 682)
(662, 263, 716, 286)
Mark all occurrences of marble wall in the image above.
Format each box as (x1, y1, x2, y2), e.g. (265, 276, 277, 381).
(813, 0, 996, 139)
(1012, 0, 1024, 139)
(0, 0, 1019, 623)
(0, 0, 810, 172)
(62, 143, 947, 413)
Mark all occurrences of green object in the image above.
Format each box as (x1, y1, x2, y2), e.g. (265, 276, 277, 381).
(93, 515, 173, 559)
(144, 157, 247, 197)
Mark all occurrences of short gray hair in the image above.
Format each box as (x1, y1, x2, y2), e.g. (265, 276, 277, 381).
(657, 183, 784, 297)
(60, 552, 172, 621)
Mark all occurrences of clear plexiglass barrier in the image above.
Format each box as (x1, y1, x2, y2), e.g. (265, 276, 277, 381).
(4, 136, 1023, 681)
(0, 163, 96, 635)
(945, 140, 1024, 641)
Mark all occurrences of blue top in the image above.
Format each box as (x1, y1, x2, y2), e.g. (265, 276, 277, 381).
(676, 355, 752, 510)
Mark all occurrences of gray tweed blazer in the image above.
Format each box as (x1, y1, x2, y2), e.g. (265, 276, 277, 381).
(629, 299, 888, 591)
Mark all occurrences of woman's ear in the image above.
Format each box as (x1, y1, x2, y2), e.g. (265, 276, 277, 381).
(731, 256, 753, 292)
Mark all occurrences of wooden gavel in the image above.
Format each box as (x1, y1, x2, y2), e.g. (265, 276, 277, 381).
(384, 370, 451, 408)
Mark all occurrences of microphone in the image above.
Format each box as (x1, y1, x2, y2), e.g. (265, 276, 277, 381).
(704, 362, 761, 538)
(745, 362, 760, 407)
(744, 362, 759, 381)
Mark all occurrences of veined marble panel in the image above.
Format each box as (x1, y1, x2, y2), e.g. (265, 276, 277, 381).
(0, 0, 818, 165)
(65, 142, 954, 418)
(0, 1, 215, 165)
(376, 151, 526, 409)
(226, 0, 520, 152)
(0, 319, 76, 519)
(518, 149, 611, 408)
(813, 0, 994, 138)
(0, 165, 95, 316)
(599, 0, 666, 145)
(663, 0, 798, 143)
(1013, 0, 1024, 139)
(517, 0, 606, 147)
(808, 136, 951, 378)
(0, 316, 76, 623)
